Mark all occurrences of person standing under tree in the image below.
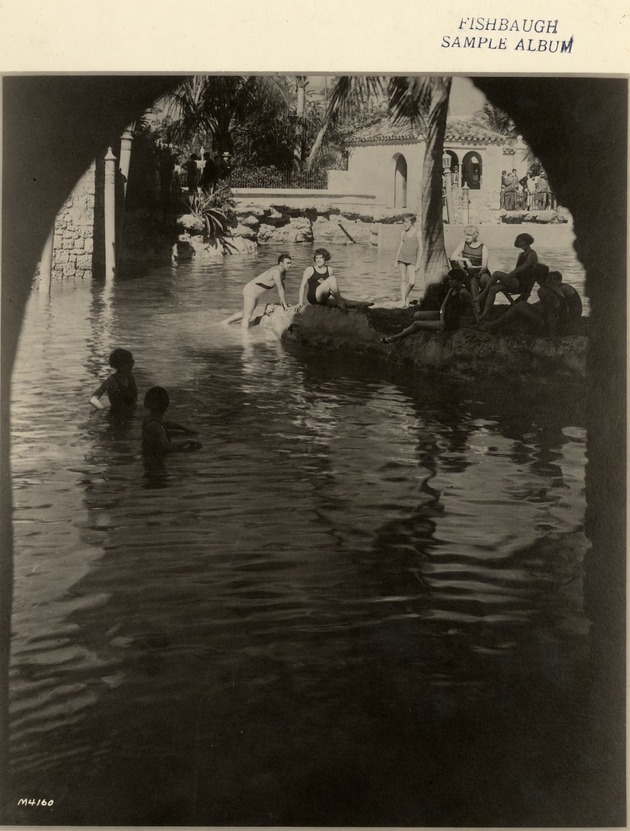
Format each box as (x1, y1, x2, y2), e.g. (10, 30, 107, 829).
(394, 214, 421, 306)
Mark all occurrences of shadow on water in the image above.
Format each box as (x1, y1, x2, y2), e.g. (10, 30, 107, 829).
(9, 341, 608, 826)
(7, 267, 621, 827)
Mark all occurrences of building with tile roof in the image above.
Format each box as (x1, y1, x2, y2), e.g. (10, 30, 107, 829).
(327, 115, 529, 219)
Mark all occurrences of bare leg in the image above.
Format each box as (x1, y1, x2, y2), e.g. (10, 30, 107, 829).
(222, 310, 244, 325)
(400, 263, 416, 305)
(382, 312, 442, 343)
(317, 277, 348, 313)
(241, 293, 258, 330)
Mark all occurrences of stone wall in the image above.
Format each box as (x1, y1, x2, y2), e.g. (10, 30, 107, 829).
(51, 161, 96, 280)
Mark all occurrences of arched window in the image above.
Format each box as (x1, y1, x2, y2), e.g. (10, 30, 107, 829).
(462, 151, 482, 189)
(393, 153, 408, 208)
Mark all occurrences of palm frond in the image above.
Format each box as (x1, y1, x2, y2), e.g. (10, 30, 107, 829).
(307, 76, 386, 165)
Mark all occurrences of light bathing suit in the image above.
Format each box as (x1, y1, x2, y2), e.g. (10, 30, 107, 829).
(397, 230, 419, 266)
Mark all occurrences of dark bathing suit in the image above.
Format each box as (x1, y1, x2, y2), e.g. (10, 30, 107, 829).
(306, 266, 331, 305)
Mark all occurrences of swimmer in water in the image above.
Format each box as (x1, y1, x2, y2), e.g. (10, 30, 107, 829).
(89, 348, 137, 411)
(142, 386, 201, 455)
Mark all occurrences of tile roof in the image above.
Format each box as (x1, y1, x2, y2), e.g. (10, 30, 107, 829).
(349, 116, 510, 146)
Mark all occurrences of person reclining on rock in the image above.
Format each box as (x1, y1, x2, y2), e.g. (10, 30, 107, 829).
(480, 267, 582, 337)
(382, 269, 478, 343)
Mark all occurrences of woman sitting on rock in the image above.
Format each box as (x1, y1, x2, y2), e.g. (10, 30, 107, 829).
(449, 224, 490, 307)
(477, 232, 539, 319)
(298, 248, 349, 313)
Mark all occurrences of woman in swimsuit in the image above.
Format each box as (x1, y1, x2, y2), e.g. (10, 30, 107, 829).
(89, 347, 137, 411)
(298, 249, 349, 313)
(223, 253, 292, 330)
(394, 214, 421, 306)
(478, 233, 539, 319)
(449, 224, 490, 308)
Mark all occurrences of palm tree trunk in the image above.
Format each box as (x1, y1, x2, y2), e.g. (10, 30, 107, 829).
(418, 77, 451, 282)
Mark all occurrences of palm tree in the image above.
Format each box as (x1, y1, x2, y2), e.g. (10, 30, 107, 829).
(309, 76, 452, 283)
(157, 75, 291, 154)
(472, 101, 515, 136)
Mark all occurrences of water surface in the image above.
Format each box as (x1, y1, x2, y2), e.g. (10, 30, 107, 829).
(8, 240, 609, 826)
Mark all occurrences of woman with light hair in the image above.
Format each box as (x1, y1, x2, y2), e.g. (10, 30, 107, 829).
(449, 225, 490, 307)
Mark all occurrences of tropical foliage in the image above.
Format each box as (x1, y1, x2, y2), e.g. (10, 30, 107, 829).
(309, 76, 452, 281)
(185, 184, 238, 253)
(156, 75, 292, 155)
(472, 102, 516, 136)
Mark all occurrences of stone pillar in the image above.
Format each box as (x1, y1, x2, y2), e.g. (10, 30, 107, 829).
(462, 183, 470, 225)
(104, 147, 117, 281)
(442, 152, 454, 224)
(119, 129, 134, 199)
(37, 224, 54, 294)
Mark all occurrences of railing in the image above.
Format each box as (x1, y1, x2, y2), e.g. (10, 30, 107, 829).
(229, 169, 329, 190)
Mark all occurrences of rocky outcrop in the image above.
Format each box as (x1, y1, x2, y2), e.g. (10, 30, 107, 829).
(268, 304, 587, 382)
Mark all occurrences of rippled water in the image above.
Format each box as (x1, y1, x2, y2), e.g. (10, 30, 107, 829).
(8, 237, 604, 826)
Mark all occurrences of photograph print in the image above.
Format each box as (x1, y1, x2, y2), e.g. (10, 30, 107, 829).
(1, 70, 626, 827)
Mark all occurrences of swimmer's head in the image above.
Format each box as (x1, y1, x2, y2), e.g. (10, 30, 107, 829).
(515, 233, 534, 248)
(531, 263, 550, 283)
(144, 386, 169, 413)
(277, 253, 292, 266)
(313, 248, 331, 263)
(108, 348, 134, 369)
(464, 225, 479, 241)
(447, 268, 466, 286)
(548, 270, 563, 284)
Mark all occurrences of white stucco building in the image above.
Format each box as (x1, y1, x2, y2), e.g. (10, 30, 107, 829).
(327, 116, 531, 221)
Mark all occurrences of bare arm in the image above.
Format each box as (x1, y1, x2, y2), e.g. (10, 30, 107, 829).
(89, 378, 109, 409)
(394, 233, 404, 265)
(163, 419, 197, 436)
(273, 269, 289, 310)
(438, 287, 455, 325)
(450, 241, 464, 260)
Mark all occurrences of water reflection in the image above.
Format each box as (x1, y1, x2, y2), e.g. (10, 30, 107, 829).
(7, 251, 607, 826)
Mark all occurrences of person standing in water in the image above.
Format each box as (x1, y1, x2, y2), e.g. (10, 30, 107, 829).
(223, 253, 292, 330)
(142, 387, 201, 455)
(394, 214, 421, 306)
(89, 348, 137, 411)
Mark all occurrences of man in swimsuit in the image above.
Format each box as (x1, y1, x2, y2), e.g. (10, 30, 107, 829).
(223, 253, 292, 330)
(298, 248, 349, 313)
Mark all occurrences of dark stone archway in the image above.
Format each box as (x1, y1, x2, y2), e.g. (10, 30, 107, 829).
(1, 75, 626, 822)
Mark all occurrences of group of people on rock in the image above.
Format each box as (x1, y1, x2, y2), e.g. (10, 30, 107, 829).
(500, 167, 554, 211)
(89, 348, 201, 456)
(382, 226, 581, 343)
(220, 224, 581, 344)
(222, 248, 361, 331)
